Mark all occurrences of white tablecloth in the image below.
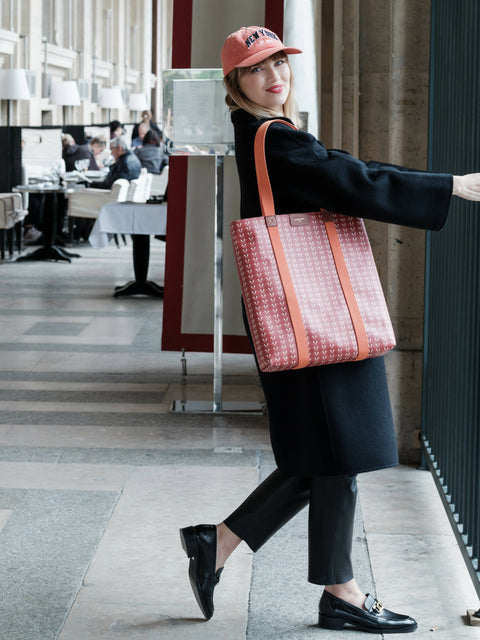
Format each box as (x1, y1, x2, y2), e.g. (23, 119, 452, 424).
(89, 202, 168, 249)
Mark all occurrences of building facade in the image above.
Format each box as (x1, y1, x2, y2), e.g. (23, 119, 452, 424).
(0, 0, 172, 127)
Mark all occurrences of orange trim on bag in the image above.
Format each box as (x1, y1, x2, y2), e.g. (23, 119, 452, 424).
(324, 221, 369, 360)
(254, 119, 297, 219)
(266, 224, 311, 369)
(255, 120, 310, 369)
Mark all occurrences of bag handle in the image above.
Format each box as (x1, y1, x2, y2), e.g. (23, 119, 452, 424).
(254, 120, 310, 368)
(254, 119, 297, 218)
(253, 119, 369, 364)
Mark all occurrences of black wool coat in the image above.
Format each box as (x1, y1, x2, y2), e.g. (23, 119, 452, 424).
(232, 109, 453, 477)
(91, 150, 142, 190)
(63, 144, 99, 172)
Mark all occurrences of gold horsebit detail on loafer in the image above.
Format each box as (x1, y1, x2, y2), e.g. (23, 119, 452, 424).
(372, 600, 384, 614)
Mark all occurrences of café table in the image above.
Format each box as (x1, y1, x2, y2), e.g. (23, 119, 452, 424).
(14, 182, 82, 262)
(89, 201, 167, 297)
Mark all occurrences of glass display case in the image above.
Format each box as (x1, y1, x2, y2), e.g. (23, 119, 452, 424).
(162, 68, 234, 155)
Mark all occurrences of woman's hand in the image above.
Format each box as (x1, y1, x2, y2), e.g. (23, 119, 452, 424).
(452, 174, 480, 201)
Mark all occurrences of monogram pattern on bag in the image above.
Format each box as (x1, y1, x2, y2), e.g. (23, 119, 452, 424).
(231, 211, 395, 373)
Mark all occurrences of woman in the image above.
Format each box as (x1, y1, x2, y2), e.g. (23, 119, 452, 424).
(109, 120, 125, 140)
(131, 109, 163, 141)
(134, 129, 168, 174)
(180, 26, 480, 634)
(89, 136, 109, 169)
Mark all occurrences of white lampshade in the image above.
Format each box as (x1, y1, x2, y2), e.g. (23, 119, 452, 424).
(128, 92, 149, 111)
(50, 80, 81, 106)
(99, 86, 125, 109)
(0, 68, 30, 100)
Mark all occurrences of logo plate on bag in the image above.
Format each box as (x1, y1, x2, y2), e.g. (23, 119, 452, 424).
(289, 213, 311, 226)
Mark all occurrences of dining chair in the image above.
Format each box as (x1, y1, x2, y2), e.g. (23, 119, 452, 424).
(67, 178, 129, 242)
(0, 193, 28, 260)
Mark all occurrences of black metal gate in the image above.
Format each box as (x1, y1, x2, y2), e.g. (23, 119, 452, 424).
(423, 0, 480, 596)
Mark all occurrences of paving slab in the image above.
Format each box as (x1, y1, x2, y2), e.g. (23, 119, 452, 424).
(359, 466, 480, 639)
(0, 489, 119, 640)
(359, 466, 453, 535)
(60, 465, 259, 639)
(0, 423, 270, 450)
(0, 461, 131, 491)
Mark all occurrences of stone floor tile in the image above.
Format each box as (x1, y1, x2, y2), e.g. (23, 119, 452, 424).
(18, 333, 137, 345)
(30, 351, 182, 374)
(3, 380, 168, 392)
(366, 532, 479, 639)
(0, 509, 12, 531)
(61, 297, 160, 312)
(164, 382, 264, 405)
(358, 466, 453, 535)
(16, 316, 150, 346)
(0, 317, 50, 340)
(0, 461, 131, 491)
(0, 489, 119, 640)
(77, 466, 258, 604)
(0, 350, 49, 371)
(359, 466, 480, 639)
(0, 423, 270, 450)
(0, 400, 168, 414)
(57, 448, 259, 468)
(59, 466, 257, 638)
(59, 601, 249, 640)
(0, 424, 12, 437)
(0, 446, 65, 462)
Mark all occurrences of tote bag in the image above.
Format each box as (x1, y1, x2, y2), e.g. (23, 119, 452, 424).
(230, 119, 396, 373)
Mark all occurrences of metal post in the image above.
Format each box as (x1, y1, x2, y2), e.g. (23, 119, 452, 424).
(213, 155, 224, 411)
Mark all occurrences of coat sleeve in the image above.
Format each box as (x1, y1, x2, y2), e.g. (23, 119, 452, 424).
(90, 162, 119, 189)
(265, 122, 453, 230)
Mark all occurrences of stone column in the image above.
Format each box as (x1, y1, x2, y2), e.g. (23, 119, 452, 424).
(320, 0, 344, 148)
(320, 0, 431, 462)
(357, 0, 431, 463)
(341, 0, 360, 157)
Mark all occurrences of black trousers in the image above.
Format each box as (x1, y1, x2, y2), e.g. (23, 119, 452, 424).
(224, 469, 357, 585)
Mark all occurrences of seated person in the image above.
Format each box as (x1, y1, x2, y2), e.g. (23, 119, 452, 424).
(134, 130, 169, 174)
(89, 135, 110, 168)
(132, 110, 162, 140)
(110, 120, 125, 139)
(62, 134, 99, 171)
(90, 136, 142, 190)
(131, 122, 150, 148)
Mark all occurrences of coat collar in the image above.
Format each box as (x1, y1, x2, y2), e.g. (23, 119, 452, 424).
(231, 108, 293, 127)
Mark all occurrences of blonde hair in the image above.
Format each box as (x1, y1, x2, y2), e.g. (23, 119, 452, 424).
(61, 133, 75, 149)
(224, 52, 299, 125)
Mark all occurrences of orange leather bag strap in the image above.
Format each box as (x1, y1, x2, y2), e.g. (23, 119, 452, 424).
(254, 120, 310, 369)
(254, 119, 369, 365)
(324, 221, 369, 361)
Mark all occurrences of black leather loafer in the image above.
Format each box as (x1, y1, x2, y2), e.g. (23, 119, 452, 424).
(318, 590, 417, 634)
(179, 524, 223, 620)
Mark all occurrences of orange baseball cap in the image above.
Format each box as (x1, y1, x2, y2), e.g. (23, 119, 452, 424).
(221, 26, 302, 76)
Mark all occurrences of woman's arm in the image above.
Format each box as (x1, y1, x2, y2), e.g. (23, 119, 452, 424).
(264, 123, 453, 230)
